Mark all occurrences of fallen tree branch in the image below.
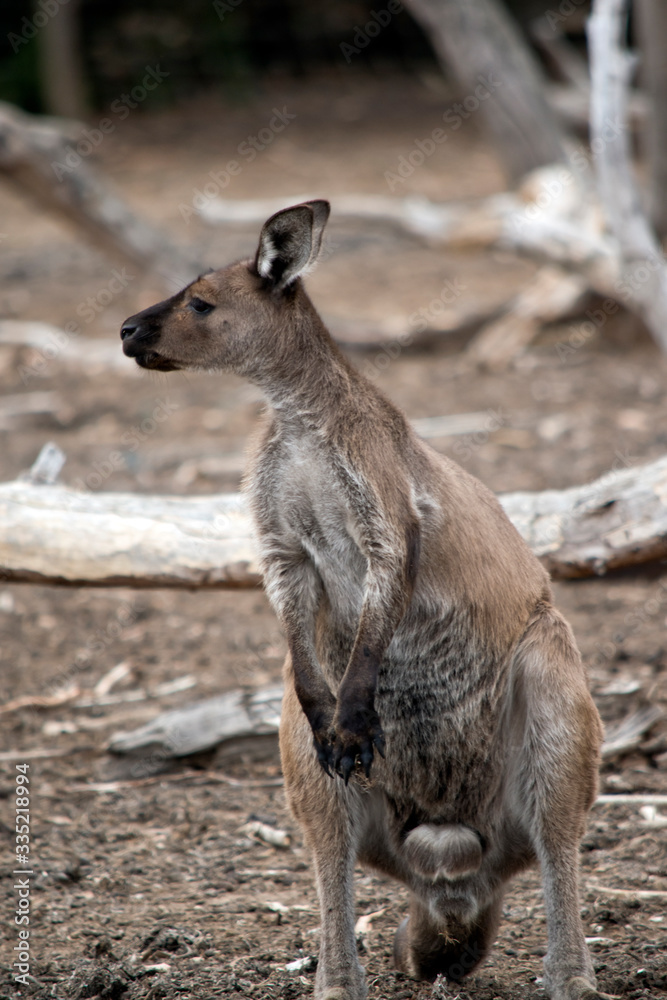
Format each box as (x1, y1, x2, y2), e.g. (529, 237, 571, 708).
(0, 746, 92, 762)
(2, 454, 667, 587)
(584, 882, 667, 901)
(0, 683, 80, 715)
(107, 685, 283, 756)
(499, 454, 667, 578)
(0, 102, 202, 288)
(595, 795, 667, 806)
(465, 265, 588, 370)
(0, 484, 260, 588)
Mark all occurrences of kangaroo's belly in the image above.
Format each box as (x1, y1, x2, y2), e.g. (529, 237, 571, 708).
(316, 592, 514, 821)
(376, 664, 509, 823)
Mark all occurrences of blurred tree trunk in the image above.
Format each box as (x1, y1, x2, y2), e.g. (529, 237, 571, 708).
(39, 0, 90, 119)
(404, 0, 567, 183)
(635, 0, 667, 239)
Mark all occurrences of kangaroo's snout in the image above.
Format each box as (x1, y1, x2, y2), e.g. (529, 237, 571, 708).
(120, 321, 138, 341)
(120, 298, 182, 370)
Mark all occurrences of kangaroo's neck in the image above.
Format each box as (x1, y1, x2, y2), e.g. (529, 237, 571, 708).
(253, 299, 363, 434)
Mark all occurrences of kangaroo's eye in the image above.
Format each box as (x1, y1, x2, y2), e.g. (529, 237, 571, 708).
(189, 297, 215, 315)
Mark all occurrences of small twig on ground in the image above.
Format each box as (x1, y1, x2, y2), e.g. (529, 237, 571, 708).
(239, 820, 292, 849)
(93, 662, 132, 698)
(595, 794, 667, 806)
(0, 745, 94, 762)
(0, 683, 81, 715)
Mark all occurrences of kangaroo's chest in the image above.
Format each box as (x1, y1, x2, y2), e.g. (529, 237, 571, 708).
(270, 435, 367, 622)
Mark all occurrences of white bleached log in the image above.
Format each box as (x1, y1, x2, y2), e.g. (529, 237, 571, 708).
(2, 455, 667, 587)
(0, 484, 260, 588)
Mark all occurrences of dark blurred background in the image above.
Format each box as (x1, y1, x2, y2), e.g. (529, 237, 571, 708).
(0, 0, 587, 116)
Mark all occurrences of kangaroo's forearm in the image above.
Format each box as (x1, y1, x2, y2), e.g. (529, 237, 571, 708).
(263, 552, 336, 741)
(337, 604, 397, 713)
(329, 555, 416, 780)
(288, 632, 335, 730)
(338, 527, 420, 715)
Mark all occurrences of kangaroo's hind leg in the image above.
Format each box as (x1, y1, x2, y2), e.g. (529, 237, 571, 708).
(516, 604, 613, 1000)
(280, 670, 366, 1000)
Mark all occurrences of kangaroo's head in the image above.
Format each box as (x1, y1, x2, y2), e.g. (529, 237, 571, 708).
(120, 199, 330, 377)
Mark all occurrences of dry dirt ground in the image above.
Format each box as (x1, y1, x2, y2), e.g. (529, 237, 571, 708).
(0, 74, 666, 1000)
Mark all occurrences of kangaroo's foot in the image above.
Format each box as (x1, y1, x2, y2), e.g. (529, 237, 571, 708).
(546, 975, 616, 1000)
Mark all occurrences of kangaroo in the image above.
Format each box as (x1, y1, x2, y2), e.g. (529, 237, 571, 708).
(121, 201, 608, 1000)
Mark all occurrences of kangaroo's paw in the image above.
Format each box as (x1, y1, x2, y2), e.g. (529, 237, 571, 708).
(330, 705, 385, 783)
(308, 698, 337, 777)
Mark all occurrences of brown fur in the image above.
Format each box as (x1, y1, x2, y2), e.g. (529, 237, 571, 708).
(121, 201, 608, 1000)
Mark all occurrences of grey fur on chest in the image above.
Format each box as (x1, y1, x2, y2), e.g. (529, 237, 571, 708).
(256, 431, 368, 618)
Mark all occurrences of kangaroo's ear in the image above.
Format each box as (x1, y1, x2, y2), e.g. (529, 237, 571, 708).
(254, 200, 330, 290)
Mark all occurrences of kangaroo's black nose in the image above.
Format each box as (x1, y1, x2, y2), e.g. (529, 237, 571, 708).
(120, 322, 138, 341)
